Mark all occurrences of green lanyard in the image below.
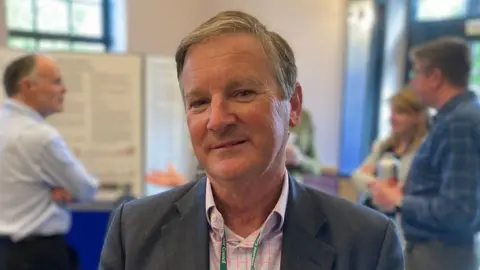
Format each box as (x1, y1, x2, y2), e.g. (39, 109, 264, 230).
(220, 230, 262, 270)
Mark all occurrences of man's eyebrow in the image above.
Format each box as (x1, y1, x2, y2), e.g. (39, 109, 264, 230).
(225, 77, 266, 90)
(183, 77, 267, 100)
(184, 88, 206, 101)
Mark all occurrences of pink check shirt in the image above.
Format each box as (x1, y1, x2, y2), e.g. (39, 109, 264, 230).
(206, 172, 289, 270)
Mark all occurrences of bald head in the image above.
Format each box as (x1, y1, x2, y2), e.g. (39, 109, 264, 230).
(34, 55, 60, 80)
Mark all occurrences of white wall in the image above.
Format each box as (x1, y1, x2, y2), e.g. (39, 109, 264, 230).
(0, 0, 347, 167)
(126, 0, 204, 55)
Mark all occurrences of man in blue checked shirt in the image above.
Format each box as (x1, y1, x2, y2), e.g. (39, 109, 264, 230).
(0, 54, 98, 270)
(371, 37, 480, 270)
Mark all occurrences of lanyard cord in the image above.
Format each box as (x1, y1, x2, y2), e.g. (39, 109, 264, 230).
(220, 230, 262, 270)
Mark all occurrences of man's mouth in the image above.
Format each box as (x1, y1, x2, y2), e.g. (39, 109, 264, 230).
(212, 140, 247, 149)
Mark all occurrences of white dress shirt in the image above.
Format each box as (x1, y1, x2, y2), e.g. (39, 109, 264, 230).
(0, 100, 98, 242)
(206, 172, 289, 270)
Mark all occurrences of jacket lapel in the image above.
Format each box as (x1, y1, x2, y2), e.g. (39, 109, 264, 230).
(280, 177, 336, 270)
(161, 179, 209, 270)
(158, 176, 335, 270)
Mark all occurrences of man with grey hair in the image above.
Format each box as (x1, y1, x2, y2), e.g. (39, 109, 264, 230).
(0, 54, 98, 269)
(372, 37, 480, 270)
(100, 10, 403, 270)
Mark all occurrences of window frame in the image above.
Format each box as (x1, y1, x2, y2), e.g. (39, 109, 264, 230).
(412, 0, 469, 22)
(6, 0, 112, 52)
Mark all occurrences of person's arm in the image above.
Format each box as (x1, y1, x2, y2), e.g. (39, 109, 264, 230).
(100, 204, 126, 270)
(146, 164, 186, 187)
(375, 220, 404, 270)
(40, 136, 99, 202)
(296, 128, 321, 175)
(351, 141, 382, 194)
(287, 110, 321, 175)
(402, 120, 480, 232)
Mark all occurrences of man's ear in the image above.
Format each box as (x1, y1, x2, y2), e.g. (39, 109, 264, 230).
(430, 67, 444, 90)
(18, 77, 34, 94)
(289, 82, 303, 128)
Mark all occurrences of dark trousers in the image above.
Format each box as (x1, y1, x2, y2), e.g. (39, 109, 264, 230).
(0, 235, 78, 270)
(405, 240, 478, 270)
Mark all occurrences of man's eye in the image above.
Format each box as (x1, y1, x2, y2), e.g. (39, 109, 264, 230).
(189, 99, 209, 109)
(234, 90, 256, 100)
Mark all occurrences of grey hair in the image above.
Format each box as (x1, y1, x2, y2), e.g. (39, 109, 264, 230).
(3, 54, 37, 97)
(175, 10, 297, 99)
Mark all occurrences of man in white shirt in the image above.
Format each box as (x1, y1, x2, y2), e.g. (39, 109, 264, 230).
(0, 54, 99, 270)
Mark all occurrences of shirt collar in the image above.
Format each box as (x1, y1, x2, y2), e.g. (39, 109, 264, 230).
(433, 90, 476, 124)
(205, 170, 289, 231)
(3, 99, 44, 122)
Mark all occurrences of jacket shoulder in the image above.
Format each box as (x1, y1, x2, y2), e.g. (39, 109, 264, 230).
(116, 181, 198, 241)
(305, 186, 395, 239)
(122, 181, 197, 221)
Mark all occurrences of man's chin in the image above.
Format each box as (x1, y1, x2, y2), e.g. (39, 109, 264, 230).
(206, 161, 250, 182)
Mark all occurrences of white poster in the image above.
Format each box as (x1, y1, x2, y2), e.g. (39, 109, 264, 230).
(0, 48, 144, 199)
(49, 52, 144, 198)
(144, 56, 193, 195)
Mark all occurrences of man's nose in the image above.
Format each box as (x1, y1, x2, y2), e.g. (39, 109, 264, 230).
(206, 97, 236, 134)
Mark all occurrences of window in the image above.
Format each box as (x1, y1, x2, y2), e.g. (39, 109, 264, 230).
(470, 42, 480, 94)
(5, 0, 110, 53)
(416, 0, 468, 21)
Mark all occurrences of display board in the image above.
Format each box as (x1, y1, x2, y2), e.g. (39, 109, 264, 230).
(144, 56, 193, 195)
(0, 48, 144, 198)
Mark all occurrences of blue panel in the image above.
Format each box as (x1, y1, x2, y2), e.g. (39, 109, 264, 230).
(339, 17, 372, 174)
(66, 210, 111, 270)
(339, 0, 385, 175)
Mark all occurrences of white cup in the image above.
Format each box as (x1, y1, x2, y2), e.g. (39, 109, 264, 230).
(376, 158, 398, 181)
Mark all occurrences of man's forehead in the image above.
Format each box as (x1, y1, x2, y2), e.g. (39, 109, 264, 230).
(189, 33, 264, 54)
(184, 76, 268, 96)
(413, 58, 430, 68)
(180, 34, 276, 96)
(183, 35, 268, 70)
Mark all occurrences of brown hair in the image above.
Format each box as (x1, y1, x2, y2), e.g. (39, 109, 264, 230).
(3, 54, 37, 97)
(410, 36, 470, 88)
(385, 87, 429, 153)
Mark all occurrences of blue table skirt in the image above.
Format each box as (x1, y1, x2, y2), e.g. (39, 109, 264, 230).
(66, 203, 113, 270)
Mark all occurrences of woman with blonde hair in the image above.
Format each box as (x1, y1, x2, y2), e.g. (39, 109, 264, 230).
(352, 87, 429, 235)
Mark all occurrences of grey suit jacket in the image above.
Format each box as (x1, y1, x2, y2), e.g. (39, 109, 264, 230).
(99, 177, 404, 270)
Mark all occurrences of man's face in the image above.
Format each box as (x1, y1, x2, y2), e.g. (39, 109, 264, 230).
(22, 56, 66, 117)
(180, 33, 302, 182)
(409, 59, 439, 107)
